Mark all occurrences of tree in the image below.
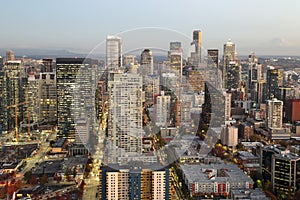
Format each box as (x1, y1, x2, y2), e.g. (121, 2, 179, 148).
(250, 171, 263, 188)
(24, 170, 32, 183)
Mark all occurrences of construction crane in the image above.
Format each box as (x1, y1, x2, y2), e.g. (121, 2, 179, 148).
(6, 101, 32, 142)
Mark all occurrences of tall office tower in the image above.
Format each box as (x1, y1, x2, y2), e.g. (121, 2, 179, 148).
(265, 67, 283, 101)
(75, 119, 90, 145)
(106, 35, 122, 70)
(123, 54, 137, 66)
(42, 58, 53, 72)
(272, 154, 300, 199)
(207, 49, 219, 68)
(186, 70, 205, 93)
(258, 145, 276, 183)
(223, 39, 236, 88)
(24, 72, 39, 126)
(154, 91, 171, 127)
(191, 30, 202, 66)
(39, 72, 57, 124)
(143, 74, 160, 106)
(272, 153, 300, 198)
(73, 59, 97, 140)
(180, 92, 194, 125)
(168, 42, 183, 77)
(56, 58, 93, 141)
(201, 82, 226, 128)
(258, 145, 300, 199)
(168, 51, 182, 76)
(140, 49, 154, 75)
(248, 53, 263, 103)
(6, 50, 15, 61)
(248, 63, 265, 103)
(107, 73, 143, 162)
(266, 98, 283, 129)
(248, 52, 258, 64)
(99, 163, 170, 200)
(4, 61, 25, 131)
(225, 61, 241, 90)
(0, 72, 7, 132)
(169, 41, 182, 52)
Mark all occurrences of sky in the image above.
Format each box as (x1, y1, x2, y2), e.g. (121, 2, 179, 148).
(1, 0, 300, 56)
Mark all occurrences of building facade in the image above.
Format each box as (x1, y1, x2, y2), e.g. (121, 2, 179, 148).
(106, 35, 122, 70)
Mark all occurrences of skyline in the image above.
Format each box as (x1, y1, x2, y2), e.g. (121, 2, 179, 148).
(1, 0, 300, 56)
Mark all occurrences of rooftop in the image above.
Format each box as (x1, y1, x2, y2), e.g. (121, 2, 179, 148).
(181, 163, 253, 184)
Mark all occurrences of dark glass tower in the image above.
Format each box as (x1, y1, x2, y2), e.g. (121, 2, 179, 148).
(56, 58, 92, 141)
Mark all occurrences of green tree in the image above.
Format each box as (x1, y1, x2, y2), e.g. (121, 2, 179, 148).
(24, 170, 32, 183)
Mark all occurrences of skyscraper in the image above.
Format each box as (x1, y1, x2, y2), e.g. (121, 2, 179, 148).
(106, 35, 122, 69)
(24, 72, 39, 126)
(4, 60, 25, 131)
(140, 49, 153, 75)
(272, 153, 300, 198)
(154, 91, 171, 127)
(191, 30, 202, 66)
(56, 58, 92, 141)
(123, 54, 137, 66)
(168, 51, 182, 76)
(143, 74, 160, 106)
(225, 61, 241, 90)
(42, 58, 53, 72)
(223, 39, 236, 88)
(169, 41, 182, 52)
(75, 119, 90, 145)
(248, 53, 263, 103)
(266, 67, 283, 101)
(39, 72, 57, 124)
(107, 73, 143, 162)
(266, 98, 283, 129)
(207, 49, 219, 68)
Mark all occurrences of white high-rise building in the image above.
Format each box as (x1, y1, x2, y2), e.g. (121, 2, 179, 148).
(106, 35, 122, 69)
(155, 91, 171, 127)
(266, 98, 283, 129)
(107, 73, 143, 162)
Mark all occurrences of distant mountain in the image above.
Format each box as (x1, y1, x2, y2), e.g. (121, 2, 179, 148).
(0, 48, 87, 59)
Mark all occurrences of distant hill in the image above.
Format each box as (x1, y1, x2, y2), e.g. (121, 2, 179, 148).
(0, 48, 87, 59)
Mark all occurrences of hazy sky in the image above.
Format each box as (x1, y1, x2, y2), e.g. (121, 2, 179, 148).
(1, 0, 300, 56)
